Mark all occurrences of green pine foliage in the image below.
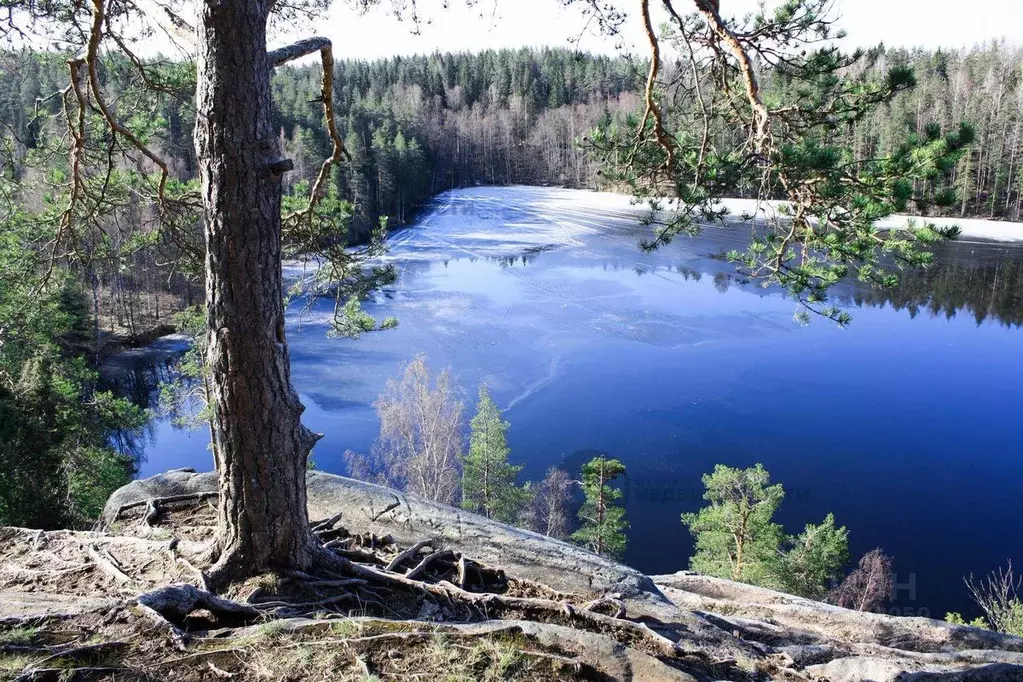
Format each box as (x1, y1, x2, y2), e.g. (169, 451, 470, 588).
(572, 456, 629, 559)
(0, 179, 145, 527)
(682, 464, 849, 598)
(682, 464, 786, 587)
(461, 384, 528, 523)
(945, 612, 991, 630)
(587, 3, 1003, 324)
(780, 513, 850, 600)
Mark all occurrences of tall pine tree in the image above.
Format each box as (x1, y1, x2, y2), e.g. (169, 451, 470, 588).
(682, 464, 786, 586)
(461, 384, 525, 523)
(572, 456, 628, 559)
(682, 464, 850, 598)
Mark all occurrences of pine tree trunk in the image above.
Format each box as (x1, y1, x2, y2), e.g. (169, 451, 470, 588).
(195, 0, 320, 579)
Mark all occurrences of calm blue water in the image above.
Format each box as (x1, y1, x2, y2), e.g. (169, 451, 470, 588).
(118, 187, 1023, 618)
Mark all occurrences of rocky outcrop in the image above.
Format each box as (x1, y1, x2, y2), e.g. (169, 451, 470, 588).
(96, 470, 1023, 681)
(103, 469, 675, 620)
(653, 573, 1023, 681)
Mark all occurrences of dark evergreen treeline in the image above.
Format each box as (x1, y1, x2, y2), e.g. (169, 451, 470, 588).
(275, 49, 645, 230)
(847, 257, 1023, 327)
(631, 42, 1023, 221)
(829, 43, 1023, 220)
(5, 43, 1020, 236)
(0, 48, 645, 340)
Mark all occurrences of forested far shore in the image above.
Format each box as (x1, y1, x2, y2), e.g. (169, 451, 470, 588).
(2, 41, 1023, 534)
(2, 44, 1022, 346)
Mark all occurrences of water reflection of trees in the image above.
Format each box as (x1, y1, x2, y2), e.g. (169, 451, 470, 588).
(103, 357, 179, 408)
(846, 259, 1023, 328)
(431, 247, 1023, 327)
(101, 355, 186, 470)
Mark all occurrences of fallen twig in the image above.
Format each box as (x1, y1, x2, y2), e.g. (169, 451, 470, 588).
(208, 661, 236, 678)
(4, 563, 92, 578)
(154, 647, 245, 668)
(14, 667, 128, 682)
(27, 642, 128, 669)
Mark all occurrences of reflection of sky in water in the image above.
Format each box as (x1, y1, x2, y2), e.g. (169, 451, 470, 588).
(134, 187, 1023, 618)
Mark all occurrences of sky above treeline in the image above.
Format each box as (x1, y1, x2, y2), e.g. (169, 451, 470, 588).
(120, 0, 1021, 60)
(292, 0, 1021, 60)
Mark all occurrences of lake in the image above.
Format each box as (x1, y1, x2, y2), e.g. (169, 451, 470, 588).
(114, 186, 1023, 619)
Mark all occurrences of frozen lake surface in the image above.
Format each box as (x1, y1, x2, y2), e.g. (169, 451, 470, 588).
(128, 186, 1023, 618)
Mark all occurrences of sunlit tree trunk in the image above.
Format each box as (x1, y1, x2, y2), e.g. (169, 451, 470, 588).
(195, 0, 320, 579)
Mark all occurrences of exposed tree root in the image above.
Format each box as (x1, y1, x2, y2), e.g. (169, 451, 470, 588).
(113, 492, 219, 522)
(385, 538, 432, 572)
(86, 544, 133, 584)
(405, 549, 455, 580)
(139, 584, 261, 623)
(118, 507, 687, 671)
(348, 563, 684, 659)
(21, 642, 129, 669)
(310, 513, 343, 534)
(135, 540, 683, 667)
(583, 596, 628, 619)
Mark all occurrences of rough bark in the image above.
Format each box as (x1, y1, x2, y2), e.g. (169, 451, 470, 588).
(194, 0, 320, 579)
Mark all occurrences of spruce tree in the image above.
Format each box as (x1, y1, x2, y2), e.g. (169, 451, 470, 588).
(461, 384, 525, 523)
(572, 456, 629, 559)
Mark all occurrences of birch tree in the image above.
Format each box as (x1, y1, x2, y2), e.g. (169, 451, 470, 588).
(373, 356, 464, 505)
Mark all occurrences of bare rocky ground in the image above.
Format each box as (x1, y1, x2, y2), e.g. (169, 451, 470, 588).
(1, 471, 1021, 682)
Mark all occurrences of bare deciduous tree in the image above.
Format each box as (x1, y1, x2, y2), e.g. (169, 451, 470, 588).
(524, 467, 574, 540)
(828, 548, 894, 612)
(965, 562, 1023, 636)
(341, 449, 387, 486)
(373, 355, 464, 505)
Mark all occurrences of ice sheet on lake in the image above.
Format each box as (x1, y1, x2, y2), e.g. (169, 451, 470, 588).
(428, 185, 1023, 243)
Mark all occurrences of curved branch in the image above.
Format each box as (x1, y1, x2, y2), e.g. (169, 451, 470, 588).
(633, 0, 674, 171)
(84, 0, 170, 204)
(687, 0, 771, 154)
(272, 37, 351, 226)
